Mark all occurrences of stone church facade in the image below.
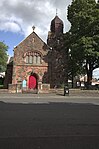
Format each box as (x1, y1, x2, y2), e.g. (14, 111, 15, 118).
(4, 15, 68, 93)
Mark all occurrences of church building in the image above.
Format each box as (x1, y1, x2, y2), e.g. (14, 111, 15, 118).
(4, 14, 67, 93)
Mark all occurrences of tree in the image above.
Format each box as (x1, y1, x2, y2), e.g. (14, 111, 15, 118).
(67, 0, 99, 88)
(0, 41, 8, 72)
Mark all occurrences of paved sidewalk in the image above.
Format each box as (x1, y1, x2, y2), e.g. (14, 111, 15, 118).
(0, 89, 99, 98)
(0, 90, 99, 105)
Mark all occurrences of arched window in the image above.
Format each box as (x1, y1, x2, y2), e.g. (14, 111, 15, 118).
(33, 55, 37, 64)
(37, 55, 41, 64)
(26, 55, 29, 63)
(25, 51, 42, 64)
(29, 55, 33, 64)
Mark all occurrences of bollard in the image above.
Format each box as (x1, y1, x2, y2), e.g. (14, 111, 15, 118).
(64, 86, 69, 96)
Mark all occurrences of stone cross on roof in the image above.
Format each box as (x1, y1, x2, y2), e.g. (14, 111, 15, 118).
(32, 26, 35, 32)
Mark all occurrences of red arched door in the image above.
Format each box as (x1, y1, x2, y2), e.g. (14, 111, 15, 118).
(28, 75, 37, 89)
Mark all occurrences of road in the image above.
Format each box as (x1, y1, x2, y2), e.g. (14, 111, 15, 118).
(0, 93, 99, 148)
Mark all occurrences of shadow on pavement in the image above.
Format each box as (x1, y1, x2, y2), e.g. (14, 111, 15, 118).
(0, 101, 99, 149)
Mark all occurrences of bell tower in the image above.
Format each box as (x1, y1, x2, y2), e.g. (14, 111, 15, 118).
(47, 14, 66, 88)
(50, 15, 63, 35)
(47, 14, 64, 45)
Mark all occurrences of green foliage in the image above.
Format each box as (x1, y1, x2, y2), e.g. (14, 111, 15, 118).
(66, 0, 99, 85)
(0, 41, 8, 72)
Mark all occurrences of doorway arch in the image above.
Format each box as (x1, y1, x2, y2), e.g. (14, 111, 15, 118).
(28, 72, 38, 89)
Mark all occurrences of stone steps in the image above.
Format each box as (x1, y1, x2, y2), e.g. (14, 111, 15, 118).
(0, 89, 8, 93)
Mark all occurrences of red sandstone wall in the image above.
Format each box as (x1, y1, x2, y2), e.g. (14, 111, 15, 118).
(12, 32, 49, 85)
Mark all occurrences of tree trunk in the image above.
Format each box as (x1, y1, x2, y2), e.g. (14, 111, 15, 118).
(87, 70, 92, 85)
(86, 61, 93, 89)
(64, 49, 69, 86)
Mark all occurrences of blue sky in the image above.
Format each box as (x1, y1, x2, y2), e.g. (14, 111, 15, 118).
(0, 0, 72, 56)
(0, 31, 24, 56)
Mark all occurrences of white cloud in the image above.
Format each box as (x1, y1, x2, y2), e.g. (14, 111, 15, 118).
(0, 0, 72, 42)
(1, 22, 21, 32)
